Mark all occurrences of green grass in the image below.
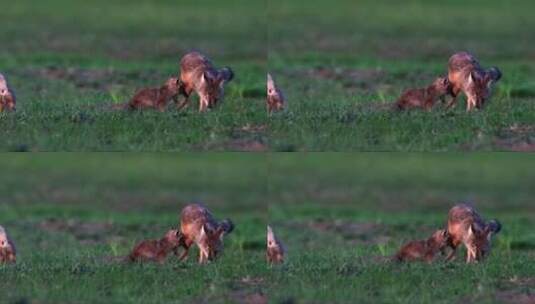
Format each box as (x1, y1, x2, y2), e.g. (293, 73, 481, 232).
(1, 154, 534, 303)
(1, 0, 534, 150)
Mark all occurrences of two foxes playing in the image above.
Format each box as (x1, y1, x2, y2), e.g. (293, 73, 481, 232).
(396, 52, 502, 111)
(396, 203, 502, 263)
(122, 51, 234, 112)
(128, 203, 234, 264)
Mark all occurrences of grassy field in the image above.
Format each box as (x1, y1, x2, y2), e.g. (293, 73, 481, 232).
(267, 0, 535, 151)
(0, 0, 534, 151)
(1, 154, 534, 303)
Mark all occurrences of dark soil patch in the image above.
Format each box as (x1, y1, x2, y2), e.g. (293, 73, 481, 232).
(292, 219, 391, 245)
(38, 218, 115, 244)
(300, 67, 387, 91)
(494, 291, 535, 304)
(200, 139, 268, 152)
(21, 67, 169, 91)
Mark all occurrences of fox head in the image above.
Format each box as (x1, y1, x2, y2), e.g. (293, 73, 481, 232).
(199, 67, 234, 109)
(267, 225, 278, 248)
(465, 219, 501, 262)
(197, 219, 234, 262)
(163, 229, 183, 247)
(466, 67, 502, 108)
(0, 83, 16, 112)
(431, 77, 450, 95)
(164, 77, 181, 95)
(0, 226, 12, 249)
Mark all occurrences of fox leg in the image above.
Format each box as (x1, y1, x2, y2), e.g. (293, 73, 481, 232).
(445, 244, 457, 261)
(445, 86, 461, 109)
(198, 248, 209, 264)
(177, 244, 191, 261)
(198, 98, 209, 112)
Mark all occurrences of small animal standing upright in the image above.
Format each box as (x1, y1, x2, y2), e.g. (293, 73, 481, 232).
(122, 77, 182, 111)
(176, 51, 234, 112)
(394, 229, 448, 263)
(0, 73, 16, 112)
(395, 77, 450, 111)
(446, 203, 502, 263)
(446, 52, 502, 111)
(266, 225, 285, 264)
(128, 229, 184, 263)
(0, 225, 16, 264)
(177, 203, 234, 264)
(267, 73, 285, 114)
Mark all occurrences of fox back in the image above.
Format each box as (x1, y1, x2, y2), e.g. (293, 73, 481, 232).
(129, 229, 182, 262)
(396, 76, 450, 110)
(180, 203, 234, 262)
(129, 77, 181, 111)
(448, 52, 502, 109)
(447, 204, 501, 262)
(179, 52, 234, 110)
(0, 73, 16, 111)
(395, 229, 448, 262)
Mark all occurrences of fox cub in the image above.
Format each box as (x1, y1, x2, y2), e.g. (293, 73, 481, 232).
(0, 73, 16, 112)
(266, 225, 285, 264)
(447, 52, 502, 111)
(177, 51, 234, 112)
(128, 229, 184, 263)
(396, 77, 450, 111)
(178, 203, 234, 264)
(395, 229, 449, 262)
(0, 225, 16, 264)
(124, 77, 181, 111)
(446, 204, 501, 263)
(267, 73, 285, 114)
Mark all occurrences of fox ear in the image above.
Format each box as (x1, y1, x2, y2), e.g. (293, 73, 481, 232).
(468, 72, 475, 86)
(468, 224, 475, 238)
(199, 225, 208, 240)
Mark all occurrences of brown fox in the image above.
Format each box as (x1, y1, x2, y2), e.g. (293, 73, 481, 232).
(0, 73, 16, 112)
(446, 52, 502, 111)
(446, 204, 502, 263)
(178, 203, 234, 264)
(267, 73, 285, 114)
(176, 51, 234, 112)
(394, 229, 449, 262)
(0, 225, 16, 264)
(267, 225, 285, 264)
(112, 77, 181, 111)
(128, 229, 184, 263)
(395, 77, 450, 111)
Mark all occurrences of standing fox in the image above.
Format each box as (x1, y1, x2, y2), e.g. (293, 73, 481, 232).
(0, 73, 16, 112)
(0, 225, 16, 264)
(446, 52, 502, 111)
(446, 204, 502, 263)
(266, 225, 285, 264)
(267, 73, 285, 114)
(177, 51, 234, 112)
(395, 76, 450, 111)
(128, 229, 184, 263)
(394, 229, 449, 263)
(177, 203, 234, 264)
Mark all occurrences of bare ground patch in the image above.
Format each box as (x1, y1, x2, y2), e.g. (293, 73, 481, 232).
(494, 124, 535, 152)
